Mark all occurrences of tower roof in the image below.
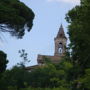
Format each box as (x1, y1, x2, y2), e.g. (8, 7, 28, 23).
(56, 24, 67, 39)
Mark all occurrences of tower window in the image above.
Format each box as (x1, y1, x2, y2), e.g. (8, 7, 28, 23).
(58, 43, 63, 54)
(58, 48, 62, 54)
(59, 43, 63, 48)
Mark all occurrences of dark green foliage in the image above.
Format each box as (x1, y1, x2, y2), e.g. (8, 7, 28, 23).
(0, 51, 8, 74)
(0, 0, 90, 90)
(79, 69, 90, 89)
(19, 87, 69, 90)
(0, 0, 35, 38)
(18, 49, 30, 67)
(0, 66, 30, 90)
(0, 59, 72, 90)
(65, 0, 90, 89)
(66, 0, 90, 69)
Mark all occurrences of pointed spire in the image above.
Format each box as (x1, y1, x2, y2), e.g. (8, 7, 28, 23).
(60, 24, 63, 29)
(56, 24, 66, 38)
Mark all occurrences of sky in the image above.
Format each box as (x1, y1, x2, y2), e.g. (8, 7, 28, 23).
(0, 0, 80, 69)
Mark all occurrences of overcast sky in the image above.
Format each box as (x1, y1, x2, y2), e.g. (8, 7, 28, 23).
(0, 0, 80, 69)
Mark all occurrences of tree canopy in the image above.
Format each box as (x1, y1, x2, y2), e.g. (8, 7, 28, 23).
(65, 0, 90, 89)
(0, 0, 90, 90)
(0, 51, 8, 76)
(0, 60, 72, 90)
(0, 0, 35, 38)
(66, 0, 90, 69)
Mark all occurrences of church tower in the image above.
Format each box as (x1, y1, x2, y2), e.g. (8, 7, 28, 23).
(37, 24, 67, 65)
(26, 24, 68, 70)
(54, 24, 67, 56)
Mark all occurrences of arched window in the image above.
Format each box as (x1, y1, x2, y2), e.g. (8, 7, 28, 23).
(58, 43, 63, 54)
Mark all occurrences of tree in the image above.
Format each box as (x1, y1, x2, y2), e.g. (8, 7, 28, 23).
(0, 0, 35, 38)
(75, 69, 90, 90)
(65, 0, 90, 89)
(18, 49, 30, 67)
(0, 51, 8, 77)
(0, 66, 30, 90)
(66, 0, 90, 70)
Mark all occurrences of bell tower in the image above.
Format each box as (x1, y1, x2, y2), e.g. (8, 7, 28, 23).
(54, 24, 67, 56)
